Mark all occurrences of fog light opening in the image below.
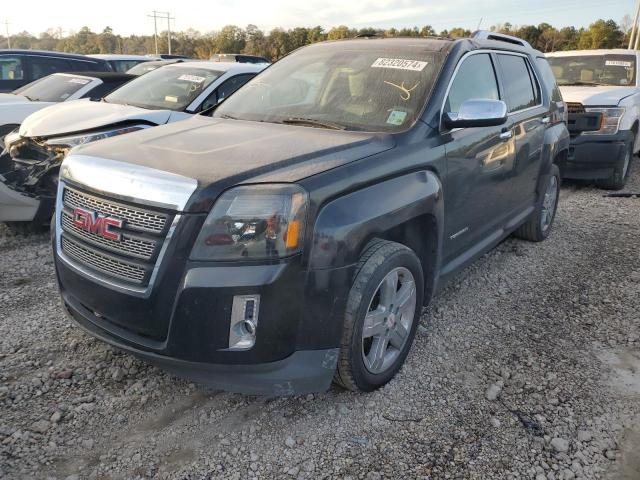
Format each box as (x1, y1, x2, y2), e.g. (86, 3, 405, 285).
(228, 295, 260, 350)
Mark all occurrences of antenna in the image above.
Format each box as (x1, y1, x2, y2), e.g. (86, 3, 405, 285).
(477, 17, 483, 31)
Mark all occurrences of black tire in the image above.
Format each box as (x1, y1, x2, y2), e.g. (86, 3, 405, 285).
(596, 136, 633, 191)
(514, 164, 561, 242)
(4, 220, 47, 236)
(334, 239, 424, 392)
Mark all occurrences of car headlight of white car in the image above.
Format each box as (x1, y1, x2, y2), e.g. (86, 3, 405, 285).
(583, 107, 625, 136)
(45, 124, 151, 148)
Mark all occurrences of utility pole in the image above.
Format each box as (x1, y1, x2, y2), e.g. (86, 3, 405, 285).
(147, 11, 159, 55)
(147, 11, 174, 55)
(4, 20, 10, 49)
(630, 0, 640, 49)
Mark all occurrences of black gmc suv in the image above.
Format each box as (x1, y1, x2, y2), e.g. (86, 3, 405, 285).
(53, 32, 569, 395)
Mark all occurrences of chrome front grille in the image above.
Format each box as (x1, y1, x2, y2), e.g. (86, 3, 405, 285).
(63, 187, 168, 234)
(61, 237, 147, 284)
(59, 185, 173, 287)
(566, 102, 585, 114)
(61, 210, 157, 260)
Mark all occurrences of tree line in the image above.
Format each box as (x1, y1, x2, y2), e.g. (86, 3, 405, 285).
(0, 18, 633, 61)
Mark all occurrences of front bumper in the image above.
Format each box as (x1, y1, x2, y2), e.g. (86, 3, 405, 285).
(55, 239, 354, 395)
(560, 130, 633, 180)
(0, 175, 40, 221)
(62, 290, 338, 395)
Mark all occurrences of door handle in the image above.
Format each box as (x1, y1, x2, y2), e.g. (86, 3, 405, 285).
(499, 130, 513, 140)
(541, 116, 551, 124)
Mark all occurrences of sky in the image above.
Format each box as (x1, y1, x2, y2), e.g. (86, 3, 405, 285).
(1, 0, 637, 37)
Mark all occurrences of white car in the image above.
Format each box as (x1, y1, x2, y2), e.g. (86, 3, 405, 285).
(0, 61, 267, 233)
(0, 72, 134, 143)
(547, 49, 640, 189)
(88, 54, 155, 73)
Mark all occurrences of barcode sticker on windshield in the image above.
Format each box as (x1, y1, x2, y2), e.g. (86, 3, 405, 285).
(605, 60, 633, 67)
(178, 74, 206, 83)
(68, 78, 90, 84)
(371, 58, 428, 71)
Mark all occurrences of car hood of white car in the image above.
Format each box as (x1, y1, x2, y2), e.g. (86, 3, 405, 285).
(0, 93, 31, 105)
(559, 85, 637, 107)
(19, 99, 176, 138)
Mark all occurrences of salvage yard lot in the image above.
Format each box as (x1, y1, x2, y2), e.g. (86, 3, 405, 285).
(1, 169, 639, 480)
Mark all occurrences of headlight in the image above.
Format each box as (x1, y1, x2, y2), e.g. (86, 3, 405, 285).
(583, 107, 625, 135)
(45, 124, 150, 148)
(190, 184, 308, 261)
(3, 129, 21, 151)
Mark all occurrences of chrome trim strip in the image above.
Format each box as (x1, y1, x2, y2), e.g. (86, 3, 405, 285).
(60, 155, 198, 211)
(55, 179, 182, 298)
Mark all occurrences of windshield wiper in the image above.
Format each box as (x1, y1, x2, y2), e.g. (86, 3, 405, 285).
(281, 117, 346, 130)
(558, 81, 603, 87)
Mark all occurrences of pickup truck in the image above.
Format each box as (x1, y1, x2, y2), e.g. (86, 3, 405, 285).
(547, 49, 640, 189)
(53, 32, 569, 395)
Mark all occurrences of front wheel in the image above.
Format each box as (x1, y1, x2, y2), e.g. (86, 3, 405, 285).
(514, 164, 561, 242)
(596, 137, 633, 191)
(334, 239, 424, 392)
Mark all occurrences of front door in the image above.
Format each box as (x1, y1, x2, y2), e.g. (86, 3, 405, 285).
(442, 52, 517, 266)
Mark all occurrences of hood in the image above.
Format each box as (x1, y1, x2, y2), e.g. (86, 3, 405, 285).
(559, 85, 637, 106)
(72, 116, 396, 211)
(0, 93, 30, 105)
(19, 100, 174, 138)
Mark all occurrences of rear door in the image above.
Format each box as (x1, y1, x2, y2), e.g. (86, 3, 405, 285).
(442, 52, 517, 265)
(0, 54, 27, 92)
(495, 53, 547, 214)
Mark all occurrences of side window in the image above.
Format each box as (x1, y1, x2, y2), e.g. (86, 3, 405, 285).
(68, 59, 101, 72)
(536, 57, 563, 103)
(0, 56, 25, 80)
(497, 54, 538, 112)
(30, 56, 73, 79)
(445, 54, 500, 113)
(201, 74, 255, 110)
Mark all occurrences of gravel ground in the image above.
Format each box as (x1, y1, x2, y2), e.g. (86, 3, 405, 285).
(1, 167, 639, 480)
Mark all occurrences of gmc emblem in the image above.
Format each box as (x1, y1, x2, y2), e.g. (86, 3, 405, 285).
(72, 208, 123, 241)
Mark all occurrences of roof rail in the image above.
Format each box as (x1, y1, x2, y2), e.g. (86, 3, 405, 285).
(471, 30, 532, 49)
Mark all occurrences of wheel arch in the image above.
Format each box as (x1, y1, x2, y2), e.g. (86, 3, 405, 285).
(309, 170, 444, 304)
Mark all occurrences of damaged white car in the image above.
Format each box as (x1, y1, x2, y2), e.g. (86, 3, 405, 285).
(0, 61, 266, 233)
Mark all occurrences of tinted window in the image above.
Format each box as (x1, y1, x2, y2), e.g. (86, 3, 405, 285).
(497, 54, 538, 112)
(30, 56, 73, 79)
(0, 56, 24, 80)
(110, 60, 149, 73)
(68, 59, 103, 72)
(536, 58, 562, 102)
(210, 73, 255, 107)
(445, 53, 499, 113)
(13, 74, 91, 102)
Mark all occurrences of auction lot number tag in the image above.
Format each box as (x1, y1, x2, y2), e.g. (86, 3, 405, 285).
(371, 58, 428, 71)
(178, 74, 207, 83)
(605, 60, 633, 67)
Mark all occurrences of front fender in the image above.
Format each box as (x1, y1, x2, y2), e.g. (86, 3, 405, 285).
(309, 170, 443, 270)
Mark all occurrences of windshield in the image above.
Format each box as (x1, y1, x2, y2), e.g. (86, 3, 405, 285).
(104, 66, 222, 110)
(548, 55, 637, 87)
(14, 74, 92, 102)
(214, 41, 444, 132)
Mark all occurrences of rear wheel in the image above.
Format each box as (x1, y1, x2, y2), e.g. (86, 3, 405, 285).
(596, 136, 633, 191)
(334, 240, 424, 392)
(514, 164, 560, 242)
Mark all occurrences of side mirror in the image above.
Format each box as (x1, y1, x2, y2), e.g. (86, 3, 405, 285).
(443, 99, 508, 129)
